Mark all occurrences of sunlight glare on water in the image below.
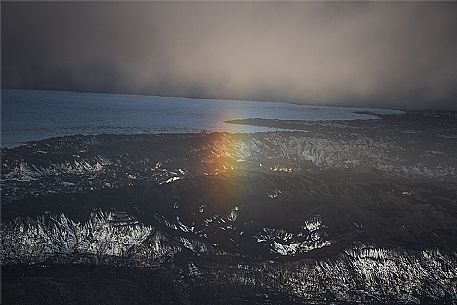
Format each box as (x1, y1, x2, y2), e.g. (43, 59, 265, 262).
(1, 89, 403, 147)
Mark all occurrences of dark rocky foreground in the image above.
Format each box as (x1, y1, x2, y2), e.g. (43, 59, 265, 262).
(1, 112, 457, 304)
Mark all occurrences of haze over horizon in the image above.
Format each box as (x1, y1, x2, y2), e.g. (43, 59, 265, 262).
(2, 1, 457, 110)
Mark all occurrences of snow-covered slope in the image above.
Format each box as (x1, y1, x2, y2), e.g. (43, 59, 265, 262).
(2, 131, 456, 204)
(2, 210, 456, 303)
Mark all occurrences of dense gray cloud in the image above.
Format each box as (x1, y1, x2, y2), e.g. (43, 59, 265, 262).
(2, 1, 457, 109)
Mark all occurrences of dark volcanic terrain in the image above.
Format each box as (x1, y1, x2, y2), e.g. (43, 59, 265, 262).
(2, 112, 457, 304)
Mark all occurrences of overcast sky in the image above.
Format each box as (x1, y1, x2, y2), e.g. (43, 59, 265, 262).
(2, 1, 457, 109)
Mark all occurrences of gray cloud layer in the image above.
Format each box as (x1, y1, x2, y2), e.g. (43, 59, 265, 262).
(2, 2, 457, 109)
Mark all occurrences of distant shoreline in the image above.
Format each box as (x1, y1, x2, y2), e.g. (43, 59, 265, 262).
(1, 89, 403, 148)
(2, 88, 409, 112)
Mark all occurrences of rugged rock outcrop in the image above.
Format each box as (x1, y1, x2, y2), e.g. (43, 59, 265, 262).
(2, 112, 457, 304)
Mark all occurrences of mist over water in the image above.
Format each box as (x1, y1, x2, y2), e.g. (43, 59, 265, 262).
(1, 89, 402, 147)
(2, 2, 457, 109)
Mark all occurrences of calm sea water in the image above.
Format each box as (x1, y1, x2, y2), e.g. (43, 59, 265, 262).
(1, 89, 402, 147)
